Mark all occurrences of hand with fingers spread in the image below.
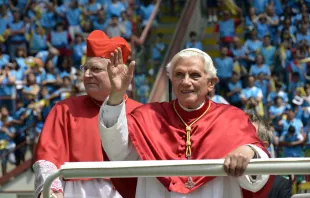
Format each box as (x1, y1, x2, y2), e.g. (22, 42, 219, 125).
(107, 47, 135, 105)
(224, 145, 255, 178)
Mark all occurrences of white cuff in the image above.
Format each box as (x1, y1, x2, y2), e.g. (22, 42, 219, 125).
(33, 160, 63, 198)
(99, 97, 125, 128)
(237, 144, 270, 193)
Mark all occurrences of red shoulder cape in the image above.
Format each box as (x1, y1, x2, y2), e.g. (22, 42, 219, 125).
(34, 95, 141, 198)
(127, 99, 273, 196)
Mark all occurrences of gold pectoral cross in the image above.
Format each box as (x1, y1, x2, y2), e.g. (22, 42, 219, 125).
(185, 176, 195, 189)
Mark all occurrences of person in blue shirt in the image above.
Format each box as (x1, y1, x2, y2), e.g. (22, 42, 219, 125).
(29, 25, 48, 55)
(227, 71, 242, 108)
(214, 46, 234, 93)
(269, 96, 287, 120)
(0, 48, 9, 69)
(41, 59, 59, 93)
(255, 13, 271, 39)
(119, 11, 132, 40)
(65, 0, 82, 40)
(241, 75, 264, 116)
(83, 0, 102, 21)
(253, 0, 268, 14)
(249, 54, 271, 78)
(39, 2, 56, 30)
(11, 99, 27, 166)
(184, 31, 203, 50)
(7, 10, 27, 59)
(258, 35, 276, 67)
(72, 33, 86, 68)
(296, 21, 310, 45)
(0, 64, 16, 113)
(152, 32, 167, 75)
(93, 9, 109, 31)
(280, 125, 304, 157)
(244, 29, 262, 63)
(231, 36, 248, 68)
(0, 106, 15, 175)
(139, 0, 155, 27)
(106, 0, 125, 18)
(255, 72, 269, 104)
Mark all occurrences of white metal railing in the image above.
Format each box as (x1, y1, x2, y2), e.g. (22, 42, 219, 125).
(43, 158, 310, 198)
(292, 194, 310, 198)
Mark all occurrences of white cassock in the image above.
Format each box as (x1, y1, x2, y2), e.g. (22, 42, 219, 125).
(98, 99, 270, 198)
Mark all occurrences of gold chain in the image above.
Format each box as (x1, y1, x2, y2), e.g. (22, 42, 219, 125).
(173, 100, 211, 159)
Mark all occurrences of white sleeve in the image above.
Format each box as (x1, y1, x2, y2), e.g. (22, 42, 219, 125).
(33, 160, 64, 198)
(98, 98, 139, 161)
(237, 144, 270, 193)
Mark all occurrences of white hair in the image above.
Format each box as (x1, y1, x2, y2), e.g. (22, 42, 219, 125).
(166, 48, 217, 79)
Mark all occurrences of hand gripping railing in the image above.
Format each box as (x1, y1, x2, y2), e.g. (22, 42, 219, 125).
(43, 158, 310, 198)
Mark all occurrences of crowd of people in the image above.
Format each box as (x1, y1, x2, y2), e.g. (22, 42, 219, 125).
(0, 0, 156, 176)
(185, 0, 310, 184)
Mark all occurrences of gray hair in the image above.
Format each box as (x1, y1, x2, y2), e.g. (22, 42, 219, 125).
(247, 113, 273, 144)
(166, 48, 217, 79)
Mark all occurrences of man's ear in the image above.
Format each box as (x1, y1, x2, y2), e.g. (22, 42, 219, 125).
(207, 77, 219, 91)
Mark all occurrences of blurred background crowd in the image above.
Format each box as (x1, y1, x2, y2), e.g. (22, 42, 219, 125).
(0, 0, 309, 195)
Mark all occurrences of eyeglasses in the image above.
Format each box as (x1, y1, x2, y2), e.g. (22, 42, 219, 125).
(80, 65, 105, 74)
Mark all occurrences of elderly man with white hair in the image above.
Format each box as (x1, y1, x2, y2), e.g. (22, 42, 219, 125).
(99, 48, 274, 197)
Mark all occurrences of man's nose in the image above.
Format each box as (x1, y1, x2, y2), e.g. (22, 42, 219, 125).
(181, 75, 191, 86)
(84, 69, 93, 78)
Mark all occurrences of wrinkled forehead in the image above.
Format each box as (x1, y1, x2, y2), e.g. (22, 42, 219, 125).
(84, 57, 109, 68)
(173, 55, 205, 70)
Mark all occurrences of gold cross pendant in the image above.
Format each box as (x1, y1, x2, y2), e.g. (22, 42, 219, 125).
(185, 176, 195, 189)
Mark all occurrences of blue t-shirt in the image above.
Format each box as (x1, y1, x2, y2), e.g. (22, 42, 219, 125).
(40, 11, 56, 29)
(152, 43, 166, 61)
(281, 132, 304, 157)
(256, 22, 270, 39)
(93, 20, 109, 31)
(0, 54, 10, 69)
(260, 46, 276, 66)
(227, 80, 242, 103)
(255, 80, 269, 104)
(281, 118, 304, 134)
(253, 0, 268, 14)
(0, 116, 15, 145)
(66, 7, 81, 26)
(241, 86, 263, 99)
(244, 39, 262, 61)
(8, 20, 26, 42)
(107, 2, 125, 18)
(249, 64, 271, 77)
(269, 105, 286, 117)
(184, 41, 203, 50)
(214, 57, 233, 78)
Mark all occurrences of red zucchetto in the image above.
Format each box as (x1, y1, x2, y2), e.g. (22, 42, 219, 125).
(86, 30, 131, 63)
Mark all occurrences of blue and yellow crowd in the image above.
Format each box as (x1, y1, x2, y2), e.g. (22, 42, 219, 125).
(0, 0, 157, 175)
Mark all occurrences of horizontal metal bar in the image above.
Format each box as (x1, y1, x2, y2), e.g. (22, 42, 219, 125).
(43, 158, 310, 198)
(60, 158, 310, 179)
(292, 194, 310, 198)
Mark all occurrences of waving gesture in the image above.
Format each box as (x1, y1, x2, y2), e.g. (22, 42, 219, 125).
(107, 47, 135, 105)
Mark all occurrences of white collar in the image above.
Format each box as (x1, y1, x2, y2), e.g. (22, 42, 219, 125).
(178, 100, 205, 112)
